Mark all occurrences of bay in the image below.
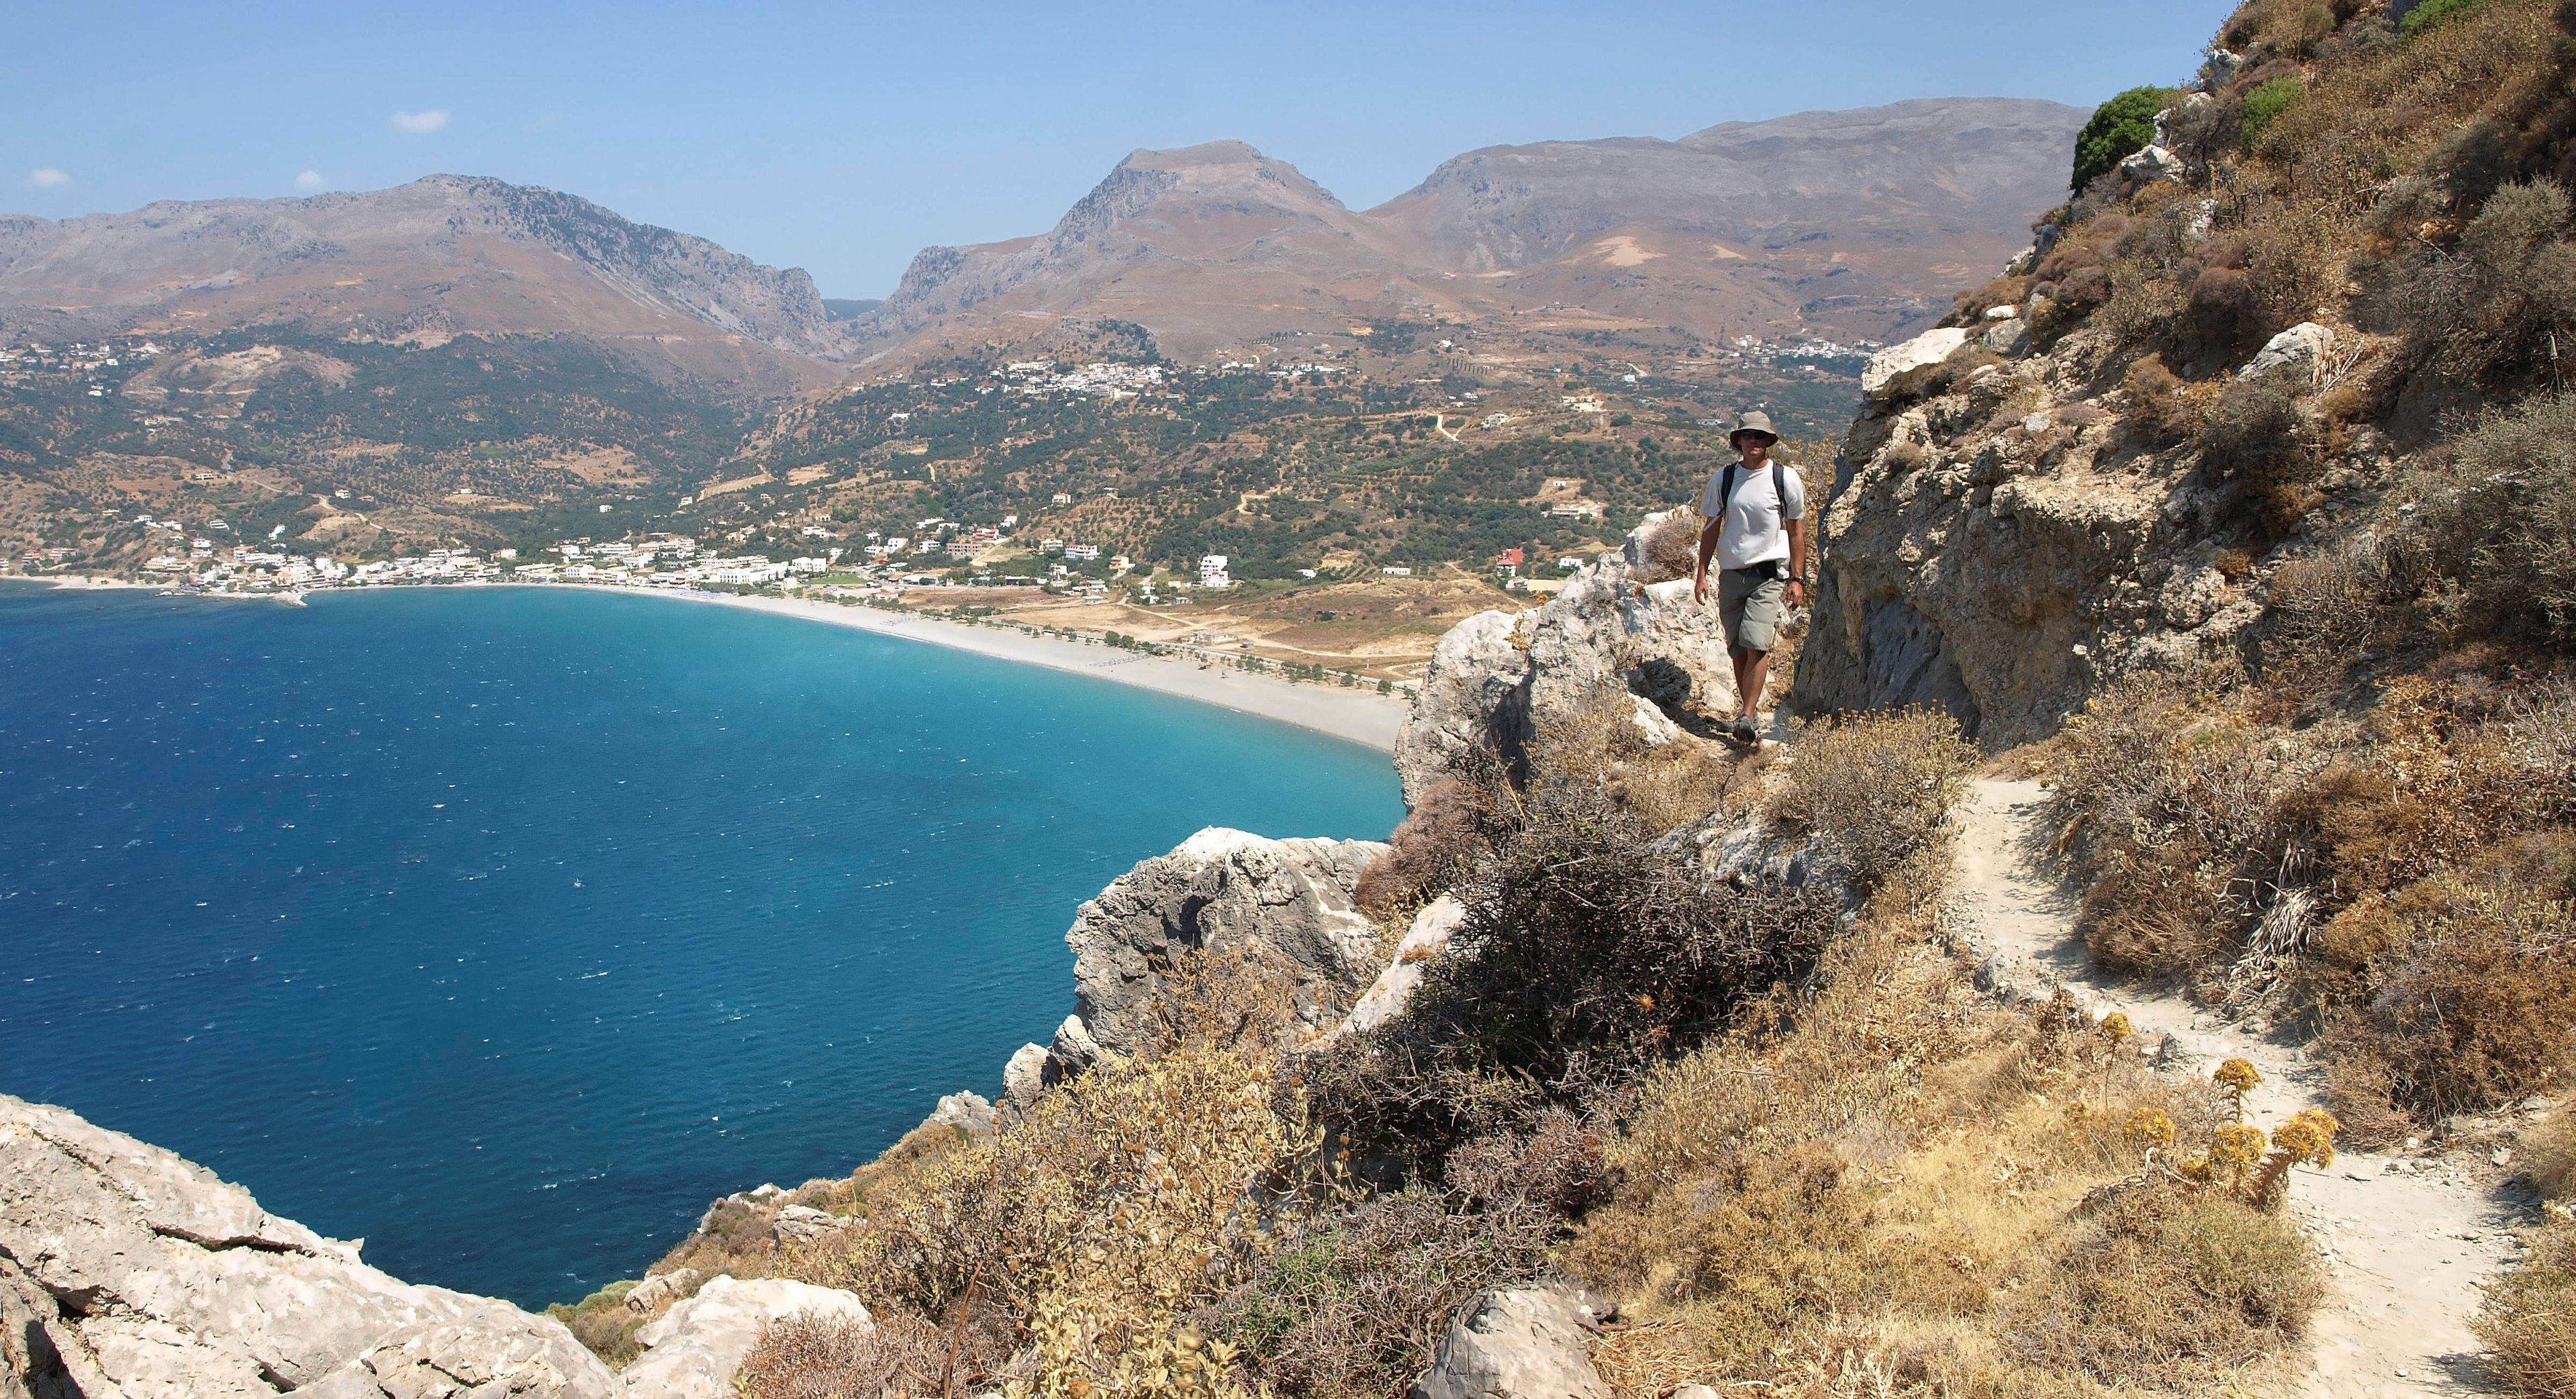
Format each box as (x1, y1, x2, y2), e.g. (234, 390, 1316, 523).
(0, 584, 1400, 1307)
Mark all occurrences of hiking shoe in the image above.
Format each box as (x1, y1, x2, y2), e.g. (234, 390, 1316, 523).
(1730, 715, 1758, 744)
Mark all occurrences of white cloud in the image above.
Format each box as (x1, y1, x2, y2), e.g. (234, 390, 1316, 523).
(296, 170, 326, 192)
(26, 168, 70, 189)
(389, 109, 451, 135)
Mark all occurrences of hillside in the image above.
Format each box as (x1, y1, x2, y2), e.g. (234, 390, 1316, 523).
(0, 175, 850, 394)
(847, 100, 2089, 367)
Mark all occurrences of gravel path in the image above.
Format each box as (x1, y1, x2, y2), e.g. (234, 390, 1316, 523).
(1954, 777, 2523, 1398)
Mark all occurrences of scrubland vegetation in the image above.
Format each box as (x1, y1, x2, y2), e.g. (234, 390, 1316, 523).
(559, 2, 2576, 1390)
(579, 692, 2338, 1398)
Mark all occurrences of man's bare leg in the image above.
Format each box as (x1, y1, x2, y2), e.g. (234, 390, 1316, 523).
(1732, 648, 1772, 733)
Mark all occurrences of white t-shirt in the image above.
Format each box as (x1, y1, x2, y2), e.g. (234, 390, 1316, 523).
(1698, 459, 1807, 570)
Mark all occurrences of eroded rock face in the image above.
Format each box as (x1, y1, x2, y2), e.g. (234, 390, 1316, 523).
(1409, 1286, 1607, 1399)
(1064, 827, 1390, 1056)
(1394, 515, 1747, 806)
(1788, 303, 2359, 745)
(621, 1275, 871, 1398)
(0, 1094, 616, 1399)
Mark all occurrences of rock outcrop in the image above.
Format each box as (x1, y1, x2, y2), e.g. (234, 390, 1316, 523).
(1394, 515, 1751, 806)
(1409, 1286, 1609, 1399)
(0, 1094, 616, 1399)
(1787, 273, 2352, 744)
(1059, 827, 1390, 1057)
(620, 1276, 871, 1398)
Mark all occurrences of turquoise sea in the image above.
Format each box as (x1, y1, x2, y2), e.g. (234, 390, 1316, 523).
(0, 585, 1401, 1307)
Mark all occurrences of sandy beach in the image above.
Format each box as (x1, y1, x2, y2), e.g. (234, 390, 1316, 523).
(581, 587, 1410, 753)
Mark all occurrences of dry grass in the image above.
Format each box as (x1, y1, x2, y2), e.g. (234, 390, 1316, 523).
(733, 1308, 952, 1399)
(1568, 916, 2318, 1396)
(1764, 709, 1978, 901)
(2482, 1220, 2576, 1397)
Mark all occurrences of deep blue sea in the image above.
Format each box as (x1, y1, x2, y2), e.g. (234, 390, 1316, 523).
(0, 584, 1400, 1307)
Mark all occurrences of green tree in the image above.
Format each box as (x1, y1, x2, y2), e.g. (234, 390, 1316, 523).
(2240, 77, 2305, 148)
(2072, 86, 2177, 193)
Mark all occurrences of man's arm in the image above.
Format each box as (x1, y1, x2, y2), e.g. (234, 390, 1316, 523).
(1692, 516, 1723, 604)
(1785, 516, 1807, 605)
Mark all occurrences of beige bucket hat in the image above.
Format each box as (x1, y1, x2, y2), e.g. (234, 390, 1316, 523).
(1729, 410, 1779, 449)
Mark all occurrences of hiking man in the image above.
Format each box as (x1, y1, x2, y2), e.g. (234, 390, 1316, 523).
(1691, 410, 1806, 744)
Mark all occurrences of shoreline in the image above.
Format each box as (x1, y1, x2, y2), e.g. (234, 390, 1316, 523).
(5, 575, 1409, 753)
(593, 587, 1406, 753)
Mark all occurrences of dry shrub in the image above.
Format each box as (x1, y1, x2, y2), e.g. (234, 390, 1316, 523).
(1764, 708, 1976, 901)
(2003, 1181, 2322, 1390)
(2526, 1110, 2576, 1198)
(2327, 881, 2576, 1119)
(1306, 771, 1840, 1171)
(785, 968, 1316, 1384)
(544, 1283, 645, 1367)
(2262, 537, 2394, 680)
(1948, 274, 2030, 324)
(1637, 509, 1702, 583)
(2124, 354, 2217, 445)
(734, 1308, 949, 1399)
(1352, 773, 1514, 922)
(1570, 920, 2278, 1393)
(1214, 1112, 1609, 1398)
(2416, 391, 2576, 647)
(2049, 674, 2302, 981)
(2200, 381, 2319, 536)
(2481, 1219, 2576, 1397)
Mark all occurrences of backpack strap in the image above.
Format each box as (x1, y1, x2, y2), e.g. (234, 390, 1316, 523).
(1719, 463, 1737, 510)
(1773, 460, 1788, 513)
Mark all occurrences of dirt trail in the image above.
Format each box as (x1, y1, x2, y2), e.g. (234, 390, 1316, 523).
(1954, 777, 2524, 1398)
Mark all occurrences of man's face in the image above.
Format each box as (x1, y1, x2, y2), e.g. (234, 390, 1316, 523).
(1740, 434, 1774, 458)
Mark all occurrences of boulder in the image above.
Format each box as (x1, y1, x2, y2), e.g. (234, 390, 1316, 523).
(0, 1094, 615, 1399)
(1395, 516, 1744, 804)
(624, 1268, 698, 1315)
(922, 1090, 998, 1138)
(1065, 828, 1390, 1055)
(1001, 1042, 1052, 1114)
(771, 1204, 847, 1246)
(1049, 1013, 1106, 1075)
(2240, 321, 2333, 382)
(1329, 895, 1468, 1042)
(1862, 328, 1970, 398)
(1983, 316, 2029, 356)
(622, 1275, 871, 1398)
(2120, 144, 2185, 184)
(1409, 1287, 1607, 1399)
(1395, 609, 1531, 805)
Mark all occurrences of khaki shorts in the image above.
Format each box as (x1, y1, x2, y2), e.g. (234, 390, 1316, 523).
(1719, 567, 1786, 657)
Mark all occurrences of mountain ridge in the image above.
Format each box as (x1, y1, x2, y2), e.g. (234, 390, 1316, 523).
(0, 174, 849, 395)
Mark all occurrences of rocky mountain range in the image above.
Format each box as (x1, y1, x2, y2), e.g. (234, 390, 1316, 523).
(0, 175, 850, 395)
(850, 98, 2089, 365)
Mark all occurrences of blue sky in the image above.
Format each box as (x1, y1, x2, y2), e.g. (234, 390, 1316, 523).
(4, 1, 2235, 297)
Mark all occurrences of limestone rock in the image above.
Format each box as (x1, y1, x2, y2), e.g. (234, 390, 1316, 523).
(1409, 1287, 1607, 1399)
(1395, 609, 1531, 805)
(1001, 1042, 1053, 1114)
(2240, 321, 2333, 381)
(1050, 1013, 1106, 1075)
(622, 1276, 870, 1398)
(2120, 144, 2185, 184)
(1862, 327, 1970, 397)
(624, 1268, 698, 1315)
(771, 1204, 847, 1246)
(924, 1090, 998, 1138)
(1065, 828, 1389, 1055)
(1396, 516, 1744, 803)
(1330, 895, 1469, 1042)
(0, 1094, 614, 1399)
(1983, 316, 2029, 356)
